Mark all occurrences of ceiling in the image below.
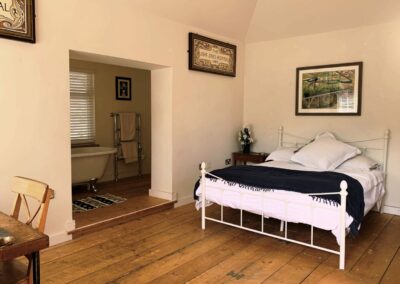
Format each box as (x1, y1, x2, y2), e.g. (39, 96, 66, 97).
(133, 0, 400, 43)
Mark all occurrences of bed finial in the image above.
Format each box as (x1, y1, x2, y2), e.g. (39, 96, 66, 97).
(384, 129, 390, 139)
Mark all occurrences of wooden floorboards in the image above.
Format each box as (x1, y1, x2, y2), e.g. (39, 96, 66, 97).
(71, 175, 174, 237)
(41, 204, 400, 283)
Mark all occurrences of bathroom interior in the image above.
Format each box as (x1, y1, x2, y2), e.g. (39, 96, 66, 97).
(69, 55, 172, 236)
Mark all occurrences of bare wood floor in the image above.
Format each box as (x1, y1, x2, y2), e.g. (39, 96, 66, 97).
(72, 175, 171, 228)
(42, 204, 400, 283)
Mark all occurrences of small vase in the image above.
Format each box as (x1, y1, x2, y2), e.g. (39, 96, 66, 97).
(242, 144, 250, 153)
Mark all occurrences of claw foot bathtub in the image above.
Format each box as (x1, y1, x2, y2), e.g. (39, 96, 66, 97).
(71, 147, 117, 191)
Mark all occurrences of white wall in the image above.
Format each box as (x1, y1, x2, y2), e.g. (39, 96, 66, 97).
(0, 0, 244, 244)
(244, 20, 400, 211)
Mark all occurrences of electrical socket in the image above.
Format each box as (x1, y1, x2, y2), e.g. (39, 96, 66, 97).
(225, 158, 231, 165)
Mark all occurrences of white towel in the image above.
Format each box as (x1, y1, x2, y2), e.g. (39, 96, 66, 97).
(121, 141, 138, 163)
(119, 113, 136, 141)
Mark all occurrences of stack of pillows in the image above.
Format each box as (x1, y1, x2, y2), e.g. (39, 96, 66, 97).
(267, 132, 379, 171)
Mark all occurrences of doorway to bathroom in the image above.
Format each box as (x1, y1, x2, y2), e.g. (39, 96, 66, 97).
(69, 52, 174, 237)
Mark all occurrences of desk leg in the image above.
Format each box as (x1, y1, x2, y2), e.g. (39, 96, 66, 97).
(32, 251, 40, 284)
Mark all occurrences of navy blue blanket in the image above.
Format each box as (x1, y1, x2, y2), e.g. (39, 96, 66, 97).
(194, 165, 364, 235)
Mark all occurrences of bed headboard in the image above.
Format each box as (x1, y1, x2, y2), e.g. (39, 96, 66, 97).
(277, 126, 391, 175)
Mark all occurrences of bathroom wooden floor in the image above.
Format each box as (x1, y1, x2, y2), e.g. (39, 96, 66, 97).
(71, 175, 174, 237)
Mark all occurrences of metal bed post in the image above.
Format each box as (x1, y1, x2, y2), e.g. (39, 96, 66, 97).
(278, 126, 284, 147)
(339, 180, 348, 270)
(278, 126, 285, 232)
(377, 129, 390, 212)
(201, 162, 206, 230)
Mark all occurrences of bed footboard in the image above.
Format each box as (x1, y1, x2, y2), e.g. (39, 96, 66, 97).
(199, 162, 348, 270)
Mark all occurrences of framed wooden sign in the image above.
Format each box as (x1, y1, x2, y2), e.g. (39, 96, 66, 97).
(0, 0, 36, 43)
(188, 33, 236, 77)
(296, 62, 362, 115)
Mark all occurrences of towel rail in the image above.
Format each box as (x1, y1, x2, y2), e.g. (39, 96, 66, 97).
(110, 112, 143, 181)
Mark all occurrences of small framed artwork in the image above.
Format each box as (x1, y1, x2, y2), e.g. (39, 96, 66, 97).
(188, 33, 236, 77)
(0, 0, 36, 43)
(115, 77, 131, 101)
(296, 62, 362, 115)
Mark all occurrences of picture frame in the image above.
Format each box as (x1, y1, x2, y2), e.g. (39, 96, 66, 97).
(0, 0, 36, 43)
(188, 32, 236, 77)
(115, 77, 131, 101)
(296, 62, 363, 115)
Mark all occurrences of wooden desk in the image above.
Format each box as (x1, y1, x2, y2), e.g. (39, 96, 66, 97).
(232, 152, 269, 166)
(0, 212, 49, 284)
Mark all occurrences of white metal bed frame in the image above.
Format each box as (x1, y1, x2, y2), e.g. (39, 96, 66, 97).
(200, 127, 390, 270)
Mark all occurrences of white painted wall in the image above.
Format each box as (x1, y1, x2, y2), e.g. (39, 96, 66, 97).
(244, 20, 400, 210)
(0, 0, 244, 244)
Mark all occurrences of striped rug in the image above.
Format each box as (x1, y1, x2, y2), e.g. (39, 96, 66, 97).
(73, 193, 127, 213)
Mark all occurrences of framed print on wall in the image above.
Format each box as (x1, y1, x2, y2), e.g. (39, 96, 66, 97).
(188, 32, 236, 77)
(296, 62, 363, 115)
(0, 0, 36, 43)
(115, 77, 131, 101)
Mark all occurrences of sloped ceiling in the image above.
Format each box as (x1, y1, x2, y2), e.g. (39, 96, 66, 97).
(246, 0, 400, 42)
(133, 0, 400, 43)
(132, 0, 257, 41)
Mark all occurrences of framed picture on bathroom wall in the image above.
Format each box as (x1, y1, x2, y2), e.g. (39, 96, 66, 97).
(115, 77, 131, 101)
(0, 0, 36, 43)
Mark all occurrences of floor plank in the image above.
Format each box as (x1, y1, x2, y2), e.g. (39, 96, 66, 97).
(380, 247, 400, 283)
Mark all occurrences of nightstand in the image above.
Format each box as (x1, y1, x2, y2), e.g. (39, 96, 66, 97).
(232, 152, 269, 166)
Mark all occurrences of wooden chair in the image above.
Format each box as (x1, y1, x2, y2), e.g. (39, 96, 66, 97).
(0, 176, 53, 284)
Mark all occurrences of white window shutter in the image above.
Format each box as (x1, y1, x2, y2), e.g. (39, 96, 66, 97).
(69, 71, 96, 144)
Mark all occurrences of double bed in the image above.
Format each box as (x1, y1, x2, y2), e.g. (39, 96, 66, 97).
(195, 127, 390, 269)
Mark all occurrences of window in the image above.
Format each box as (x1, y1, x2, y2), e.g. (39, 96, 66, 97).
(69, 70, 95, 145)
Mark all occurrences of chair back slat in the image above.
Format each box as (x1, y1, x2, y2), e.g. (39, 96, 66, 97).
(12, 177, 48, 202)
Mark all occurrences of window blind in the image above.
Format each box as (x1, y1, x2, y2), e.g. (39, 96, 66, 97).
(69, 71, 95, 144)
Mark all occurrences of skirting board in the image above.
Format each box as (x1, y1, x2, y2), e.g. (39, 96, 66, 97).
(382, 205, 400, 216)
(49, 219, 75, 246)
(149, 188, 177, 201)
(175, 194, 194, 207)
(49, 231, 72, 246)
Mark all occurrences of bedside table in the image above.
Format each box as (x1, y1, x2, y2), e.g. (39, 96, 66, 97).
(232, 152, 269, 166)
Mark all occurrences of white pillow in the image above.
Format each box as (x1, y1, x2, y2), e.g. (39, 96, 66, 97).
(315, 131, 336, 139)
(266, 147, 297, 162)
(291, 135, 361, 171)
(337, 155, 379, 171)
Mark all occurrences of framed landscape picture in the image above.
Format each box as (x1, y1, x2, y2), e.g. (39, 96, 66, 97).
(115, 77, 131, 101)
(188, 33, 236, 77)
(0, 0, 36, 43)
(296, 62, 362, 115)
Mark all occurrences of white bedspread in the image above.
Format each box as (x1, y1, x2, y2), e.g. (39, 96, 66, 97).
(195, 161, 385, 244)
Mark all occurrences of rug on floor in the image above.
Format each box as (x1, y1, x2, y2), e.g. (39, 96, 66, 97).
(72, 193, 127, 213)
